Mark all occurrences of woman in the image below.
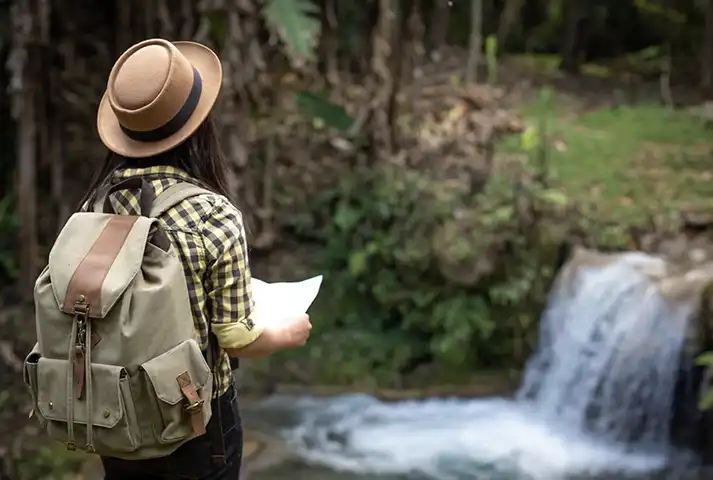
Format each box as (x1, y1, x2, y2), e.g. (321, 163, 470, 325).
(84, 38, 312, 479)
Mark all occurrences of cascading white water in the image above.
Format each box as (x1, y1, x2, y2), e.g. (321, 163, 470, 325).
(254, 253, 702, 479)
(517, 253, 690, 449)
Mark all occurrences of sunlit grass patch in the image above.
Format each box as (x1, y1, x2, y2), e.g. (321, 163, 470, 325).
(501, 100, 713, 225)
(507, 54, 563, 77)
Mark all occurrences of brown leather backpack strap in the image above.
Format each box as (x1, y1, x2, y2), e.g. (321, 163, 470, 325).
(177, 372, 206, 437)
(87, 176, 115, 213)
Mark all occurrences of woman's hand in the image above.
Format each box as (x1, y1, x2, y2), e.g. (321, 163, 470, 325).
(277, 313, 312, 348)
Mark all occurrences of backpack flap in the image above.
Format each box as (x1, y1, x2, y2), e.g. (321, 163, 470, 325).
(48, 212, 157, 319)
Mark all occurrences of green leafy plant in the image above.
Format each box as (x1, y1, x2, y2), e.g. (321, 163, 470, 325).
(263, 0, 321, 67)
(279, 147, 562, 385)
(294, 90, 356, 131)
(485, 35, 498, 84)
(205, 0, 321, 68)
(696, 352, 713, 410)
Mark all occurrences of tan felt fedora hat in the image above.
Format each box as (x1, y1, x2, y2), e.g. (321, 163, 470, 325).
(97, 38, 223, 158)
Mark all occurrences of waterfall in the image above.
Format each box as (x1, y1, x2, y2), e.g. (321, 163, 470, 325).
(517, 253, 691, 449)
(251, 252, 705, 479)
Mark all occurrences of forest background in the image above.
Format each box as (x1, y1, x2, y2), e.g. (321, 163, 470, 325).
(2, 0, 713, 476)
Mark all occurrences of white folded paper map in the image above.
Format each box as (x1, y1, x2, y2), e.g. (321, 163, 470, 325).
(251, 275, 323, 327)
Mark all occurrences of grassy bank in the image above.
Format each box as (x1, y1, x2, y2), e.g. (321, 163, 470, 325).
(503, 97, 713, 227)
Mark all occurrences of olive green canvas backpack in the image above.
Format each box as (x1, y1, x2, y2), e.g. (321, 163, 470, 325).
(23, 178, 216, 460)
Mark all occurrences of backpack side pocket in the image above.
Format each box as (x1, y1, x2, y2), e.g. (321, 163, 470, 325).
(23, 345, 46, 427)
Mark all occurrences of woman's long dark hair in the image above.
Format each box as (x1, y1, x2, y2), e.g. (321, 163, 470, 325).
(78, 114, 233, 210)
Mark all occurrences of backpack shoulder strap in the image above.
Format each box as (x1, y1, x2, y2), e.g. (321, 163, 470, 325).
(149, 182, 231, 377)
(92, 176, 155, 214)
(148, 182, 215, 218)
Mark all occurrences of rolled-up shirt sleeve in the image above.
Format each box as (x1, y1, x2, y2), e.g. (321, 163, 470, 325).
(202, 197, 263, 349)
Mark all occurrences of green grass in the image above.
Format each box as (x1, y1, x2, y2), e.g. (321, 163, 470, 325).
(506, 50, 664, 80)
(502, 98, 713, 227)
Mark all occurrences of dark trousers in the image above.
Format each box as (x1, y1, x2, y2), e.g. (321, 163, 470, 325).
(102, 386, 243, 480)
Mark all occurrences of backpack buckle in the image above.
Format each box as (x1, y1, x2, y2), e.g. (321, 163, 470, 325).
(184, 399, 204, 413)
(177, 372, 206, 435)
(73, 296, 89, 317)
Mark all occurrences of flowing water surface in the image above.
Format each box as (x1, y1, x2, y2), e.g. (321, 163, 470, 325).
(247, 254, 704, 479)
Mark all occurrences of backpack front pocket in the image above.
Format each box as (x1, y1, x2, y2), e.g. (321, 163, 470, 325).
(140, 338, 213, 444)
(35, 358, 140, 454)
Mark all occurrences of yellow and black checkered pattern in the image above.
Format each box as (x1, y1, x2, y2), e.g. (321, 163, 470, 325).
(87, 165, 255, 398)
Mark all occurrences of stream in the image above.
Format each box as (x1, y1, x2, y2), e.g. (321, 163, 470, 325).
(242, 253, 709, 479)
(244, 394, 699, 480)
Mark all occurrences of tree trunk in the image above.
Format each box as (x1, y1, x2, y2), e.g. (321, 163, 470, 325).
(204, 0, 263, 193)
(319, 0, 340, 85)
(428, 0, 451, 61)
(560, 0, 583, 74)
(496, 0, 524, 53)
(465, 0, 483, 83)
(370, 0, 399, 156)
(702, 0, 713, 97)
(9, 0, 44, 300)
(404, 0, 425, 80)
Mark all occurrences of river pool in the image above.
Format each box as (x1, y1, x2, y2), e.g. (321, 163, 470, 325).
(244, 394, 702, 480)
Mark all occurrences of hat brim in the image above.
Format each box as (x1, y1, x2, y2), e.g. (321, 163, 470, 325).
(97, 41, 223, 159)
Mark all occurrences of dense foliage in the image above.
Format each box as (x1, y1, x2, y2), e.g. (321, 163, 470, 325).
(288, 162, 566, 385)
(3, 0, 713, 389)
(3, 4, 713, 478)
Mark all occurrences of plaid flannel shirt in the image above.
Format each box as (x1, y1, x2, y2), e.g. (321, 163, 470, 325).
(87, 165, 260, 398)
